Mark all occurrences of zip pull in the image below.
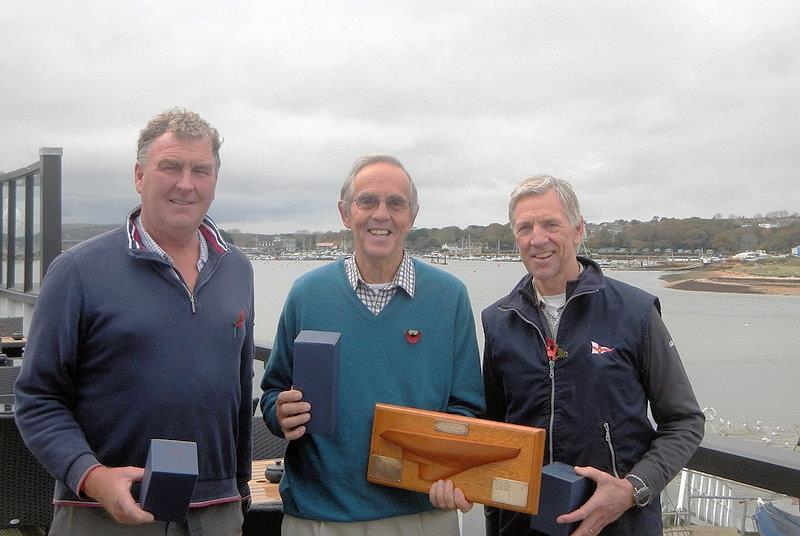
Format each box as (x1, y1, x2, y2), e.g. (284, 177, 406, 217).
(549, 360, 555, 379)
(189, 291, 196, 314)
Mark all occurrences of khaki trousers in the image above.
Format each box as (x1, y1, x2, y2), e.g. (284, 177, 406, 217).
(48, 501, 243, 536)
(281, 510, 459, 536)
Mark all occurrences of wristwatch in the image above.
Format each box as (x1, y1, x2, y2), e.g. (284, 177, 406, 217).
(624, 474, 652, 507)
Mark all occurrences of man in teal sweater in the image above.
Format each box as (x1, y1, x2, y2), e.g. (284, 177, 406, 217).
(261, 154, 485, 535)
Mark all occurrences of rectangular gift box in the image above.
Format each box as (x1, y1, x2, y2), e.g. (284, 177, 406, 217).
(367, 403, 546, 514)
(293, 330, 341, 436)
(140, 439, 198, 522)
(529, 461, 596, 536)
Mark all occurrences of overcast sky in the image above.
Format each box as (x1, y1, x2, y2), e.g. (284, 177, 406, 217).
(1, 1, 798, 233)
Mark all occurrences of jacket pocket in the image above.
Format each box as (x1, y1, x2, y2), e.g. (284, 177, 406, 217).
(603, 422, 620, 478)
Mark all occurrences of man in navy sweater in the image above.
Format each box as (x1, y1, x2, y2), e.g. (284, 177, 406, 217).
(482, 175, 704, 536)
(14, 108, 254, 534)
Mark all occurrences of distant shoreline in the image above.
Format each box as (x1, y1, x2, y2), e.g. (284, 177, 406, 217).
(660, 268, 800, 296)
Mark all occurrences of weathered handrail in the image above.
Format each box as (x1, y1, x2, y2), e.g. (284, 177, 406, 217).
(687, 435, 800, 497)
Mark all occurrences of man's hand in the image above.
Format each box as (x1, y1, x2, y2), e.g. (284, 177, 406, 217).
(556, 466, 635, 535)
(429, 479, 473, 512)
(276, 388, 311, 440)
(82, 465, 155, 525)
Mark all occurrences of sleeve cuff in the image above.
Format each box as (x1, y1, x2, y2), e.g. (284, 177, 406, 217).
(67, 453, 101, 497)
(237, 480, 251, 499)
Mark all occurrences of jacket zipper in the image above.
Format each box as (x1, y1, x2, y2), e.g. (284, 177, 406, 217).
(500, 287, 599, 465)
(171, 251, 228, 314)
(182, 281, 197, 313)
(603, 422, 620, 477)
(548, 360, 555, 463)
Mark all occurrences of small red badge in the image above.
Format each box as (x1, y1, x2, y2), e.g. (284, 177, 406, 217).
(234, 309, 246, 338)
(405, 329, 422, 344)
(545, 336, 568, 361)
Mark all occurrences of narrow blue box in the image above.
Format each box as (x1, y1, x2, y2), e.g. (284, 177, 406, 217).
(140, 439, 198, 522)
(530, 461, 595, 536)
(293, 330, 341, 436)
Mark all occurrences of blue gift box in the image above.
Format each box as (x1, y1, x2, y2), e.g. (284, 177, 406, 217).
(140, 439, 198, 522)
(530, 461, 595, 536)
(293, 330, 341, 436)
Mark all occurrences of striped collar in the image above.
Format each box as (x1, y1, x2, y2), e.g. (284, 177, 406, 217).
(134, 214, 208, 272)
(125, 206, 229, 259)
(345, 251, 415, 297)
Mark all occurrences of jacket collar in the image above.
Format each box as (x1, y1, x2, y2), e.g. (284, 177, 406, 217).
(498, 256, 605, 314)
(124, 205, 229, 256)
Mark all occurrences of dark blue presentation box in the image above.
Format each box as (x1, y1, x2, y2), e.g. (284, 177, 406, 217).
(140, 439, 198, 522)
(530, 461, 595, 536)
(293, 330, 341, 436)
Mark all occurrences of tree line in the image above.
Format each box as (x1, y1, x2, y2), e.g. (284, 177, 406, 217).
(228, 214, 800, 256)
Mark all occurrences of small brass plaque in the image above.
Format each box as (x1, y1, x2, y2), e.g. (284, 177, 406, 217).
(368, 455, 403, 482)
(491, 477, 528, 508)
(434, 419, 469, 436)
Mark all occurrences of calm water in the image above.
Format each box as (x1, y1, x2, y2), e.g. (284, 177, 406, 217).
(252, 258, 800, 426)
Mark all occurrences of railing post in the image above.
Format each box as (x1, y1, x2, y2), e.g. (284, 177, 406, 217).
(39, 147, 62, 275)
(740, 500, 748, 534)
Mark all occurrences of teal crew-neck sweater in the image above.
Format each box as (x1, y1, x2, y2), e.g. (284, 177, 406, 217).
(261, 258, 485, 522)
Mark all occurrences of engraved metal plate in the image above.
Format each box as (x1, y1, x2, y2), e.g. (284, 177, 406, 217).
(434, 419, 469, 436)
(368, 455, 403, 482)
(491, 477, 528, 507)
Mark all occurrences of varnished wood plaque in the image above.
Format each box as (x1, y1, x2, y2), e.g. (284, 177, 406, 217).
(367, 403, 545, 514)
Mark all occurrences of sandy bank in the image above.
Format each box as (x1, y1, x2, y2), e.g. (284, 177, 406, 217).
(662, 269, 800, 296)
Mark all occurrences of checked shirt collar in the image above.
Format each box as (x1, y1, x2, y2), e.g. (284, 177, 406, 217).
(345, 251, 415, 315)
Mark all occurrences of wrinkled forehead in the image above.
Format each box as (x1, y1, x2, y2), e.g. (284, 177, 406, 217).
(353, 163, 412, 195)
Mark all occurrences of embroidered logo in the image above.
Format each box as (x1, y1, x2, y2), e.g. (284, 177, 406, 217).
(591, 340, 614, 354)
(405, 329, 422, 344)
(233, 309, 246, 338)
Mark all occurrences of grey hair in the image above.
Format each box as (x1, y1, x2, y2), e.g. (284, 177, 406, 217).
(136, 107, 222, 170)
(340, 153, 419, 217)
(509, 174, 583, 228)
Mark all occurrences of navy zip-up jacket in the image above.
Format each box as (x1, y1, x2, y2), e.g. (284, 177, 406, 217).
(482, 257, 703, 535)
(14, 214, 254, 507)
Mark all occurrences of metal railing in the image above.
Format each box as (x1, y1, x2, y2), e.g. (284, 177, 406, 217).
(0, 148, 62, 303)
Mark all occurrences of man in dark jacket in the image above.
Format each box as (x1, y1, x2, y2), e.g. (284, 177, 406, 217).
(482, 174, 704, 536)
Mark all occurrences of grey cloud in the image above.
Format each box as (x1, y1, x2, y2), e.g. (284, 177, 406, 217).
(2, 1, 799, 233)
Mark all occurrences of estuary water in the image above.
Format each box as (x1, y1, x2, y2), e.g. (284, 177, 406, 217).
(252, 257, 800, 427)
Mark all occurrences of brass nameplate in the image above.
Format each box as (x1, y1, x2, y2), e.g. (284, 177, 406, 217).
(491, 477, 529, 508)
(368, 455, 402, 482)
(435, 419, 469, 436)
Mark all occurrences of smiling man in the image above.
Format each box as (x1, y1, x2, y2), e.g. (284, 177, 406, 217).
(261, 154, 485, 535)
(15, 108, 254, 535)
(481, 175, 704, 536)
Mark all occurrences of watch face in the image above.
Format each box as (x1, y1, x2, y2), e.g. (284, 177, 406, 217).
(634, 486, 651, 506)
(626, 475, 651, 507)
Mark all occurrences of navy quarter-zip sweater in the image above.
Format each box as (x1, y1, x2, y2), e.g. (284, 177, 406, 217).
(482, 257, 703, 535)
(14, 218, 254, 507)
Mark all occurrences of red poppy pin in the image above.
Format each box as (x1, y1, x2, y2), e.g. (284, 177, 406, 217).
(233, 309, 246, 338)
(405, 329, 422, 344)
(546, 337, 568, 362)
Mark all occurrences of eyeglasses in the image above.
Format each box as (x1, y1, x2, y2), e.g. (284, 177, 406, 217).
(351, 194, 411, 214)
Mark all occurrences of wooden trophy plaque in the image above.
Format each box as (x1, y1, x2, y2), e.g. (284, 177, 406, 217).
(367, 403, 545, 514)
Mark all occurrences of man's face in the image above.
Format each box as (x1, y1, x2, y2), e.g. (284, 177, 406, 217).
(513, 189, 584, 295)
(338, 162, 416, 270)
(134, 131, 217, 239)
